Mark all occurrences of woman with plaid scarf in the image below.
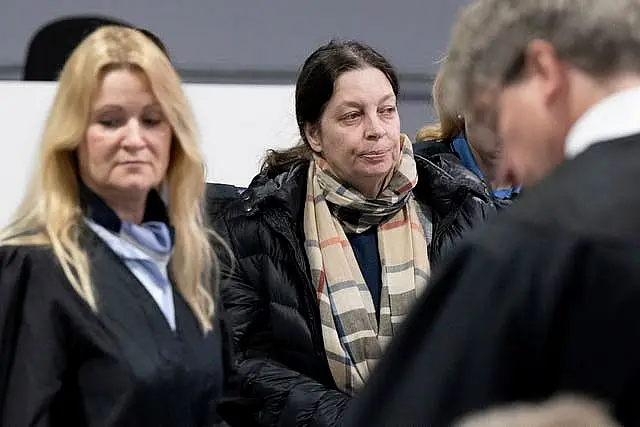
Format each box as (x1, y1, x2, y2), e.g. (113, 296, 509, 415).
(214, 40, 496, 427)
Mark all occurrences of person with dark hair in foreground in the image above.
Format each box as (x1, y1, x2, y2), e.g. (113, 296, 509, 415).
(342, 0, 640, 425)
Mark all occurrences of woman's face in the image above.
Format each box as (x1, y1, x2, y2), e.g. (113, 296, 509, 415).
(78, 68, 172, 202)
(306, 67, 401, 197)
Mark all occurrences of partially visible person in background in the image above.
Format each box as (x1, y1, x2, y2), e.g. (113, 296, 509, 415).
(23, 15, 173, 81)
(214, 39, 495, 427)
(416, 62, 520, 207)
(0, 26, 225, 426)
(455, 395, 620, 427)
(342, 0, 640, 425)
(23, 15, 132, 81)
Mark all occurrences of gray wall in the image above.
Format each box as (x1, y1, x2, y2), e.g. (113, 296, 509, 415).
(0, 0, 468, 136)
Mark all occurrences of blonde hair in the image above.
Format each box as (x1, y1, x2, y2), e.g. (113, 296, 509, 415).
(0, 26, 218, 331)
(454, 395, 620, 427)
(415, 60, 466, 142)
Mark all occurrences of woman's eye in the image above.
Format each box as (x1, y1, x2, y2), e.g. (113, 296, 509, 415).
(98, 118, 121, 128)
(142, 118, 162, 127)
(342, 112, 361, 122)
(380, 106, 397, 115)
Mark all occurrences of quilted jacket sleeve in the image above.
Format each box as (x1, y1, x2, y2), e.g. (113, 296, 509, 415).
(214, 220, 350, 427)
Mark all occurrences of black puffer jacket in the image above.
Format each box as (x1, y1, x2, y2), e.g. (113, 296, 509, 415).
(215, 142, 496, 427)
(206, 183, 247, 222)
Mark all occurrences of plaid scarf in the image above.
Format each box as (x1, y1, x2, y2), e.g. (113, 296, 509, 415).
(303, 135, 430, 395)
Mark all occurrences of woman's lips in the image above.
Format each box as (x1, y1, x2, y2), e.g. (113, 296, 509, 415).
(361, 150, 389, 161)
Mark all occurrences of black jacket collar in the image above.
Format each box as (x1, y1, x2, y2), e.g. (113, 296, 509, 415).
(236, 147, 494, 221)
(79, 182, 172, 235)
(240, 163, 307, 219)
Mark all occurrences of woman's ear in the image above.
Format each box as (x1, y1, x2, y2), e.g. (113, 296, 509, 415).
(305, 123, 323, 153)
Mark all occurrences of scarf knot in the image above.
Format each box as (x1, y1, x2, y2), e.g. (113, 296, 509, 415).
(313, 136, 419, 233)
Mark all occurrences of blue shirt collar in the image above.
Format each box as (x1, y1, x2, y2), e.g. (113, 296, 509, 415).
(79, 182, 174, 241)
(450, 134, 520, 199)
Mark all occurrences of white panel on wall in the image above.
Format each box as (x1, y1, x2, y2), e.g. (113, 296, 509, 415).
(0, 81, 299, 228)
(0, 80, 436, 228)
(186, 83, 299, 183)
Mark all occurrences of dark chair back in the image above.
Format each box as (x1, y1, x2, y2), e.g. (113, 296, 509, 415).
(23, 15, 170, 81)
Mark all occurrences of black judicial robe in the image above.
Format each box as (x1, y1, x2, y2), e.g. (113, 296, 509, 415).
(0, 230, 224, 426)
(342, 134, 640, 427)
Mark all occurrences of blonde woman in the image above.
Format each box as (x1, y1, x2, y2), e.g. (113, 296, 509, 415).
(416, 64, 520, 206)
(0, 26, 224, 426)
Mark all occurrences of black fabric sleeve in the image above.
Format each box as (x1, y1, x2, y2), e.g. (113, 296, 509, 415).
(215, 222, 349, 427)
(0, 246, 67, 426)
(342, 222, 640, 426)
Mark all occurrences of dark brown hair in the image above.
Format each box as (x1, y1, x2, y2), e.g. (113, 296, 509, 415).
(262, 39, 399, 175)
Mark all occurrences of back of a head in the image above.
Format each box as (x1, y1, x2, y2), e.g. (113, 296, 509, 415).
(416, 61, 465, 142)
(23, 16, 130, 81)
(455, 395, 621, 427)
(262, 40, 399, 174)
(23, 16, 171, 81)
(136, 28, 170, 58)
(441, 0, 640, 114)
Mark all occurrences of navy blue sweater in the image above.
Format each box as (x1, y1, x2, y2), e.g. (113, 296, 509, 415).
(347, 228, 382, 320)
